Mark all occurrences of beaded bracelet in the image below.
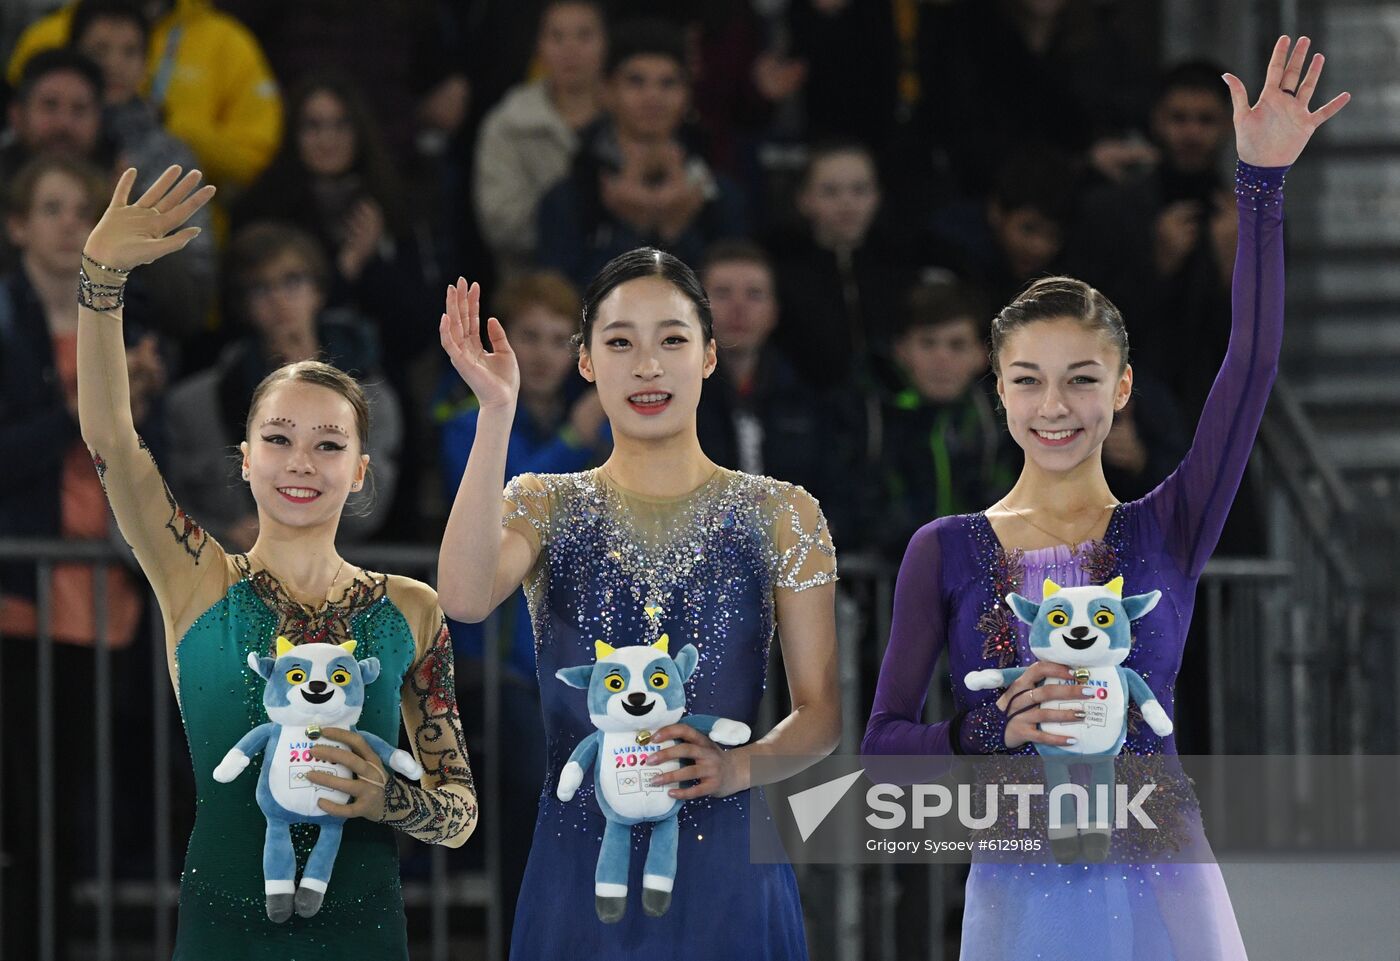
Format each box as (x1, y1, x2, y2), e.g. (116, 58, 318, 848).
(78, 263, 126, 311)
(81, 251, 131, 277)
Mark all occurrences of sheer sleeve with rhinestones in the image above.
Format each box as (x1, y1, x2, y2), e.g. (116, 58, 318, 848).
(1144, 161, 1288, 578)
(772, 484, 838, 592)
(382, 576, 478, 847)
(502, 472, 553, 555)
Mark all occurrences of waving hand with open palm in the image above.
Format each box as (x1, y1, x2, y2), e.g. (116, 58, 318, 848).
(1223, 35, 1349, 169)
(438, 277, 519, 412)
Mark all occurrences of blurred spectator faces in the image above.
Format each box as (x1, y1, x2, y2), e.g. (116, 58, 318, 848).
(988, 203, 1062, 280)
(244, 252, 322, 337)
(986, 150, 1075, 281)
(230, 225, 331, 347)
(71, 9, 147, 106)
(1151, 86, 1232, 175)
(607, 52, 688, 142)
(703, 254, 778, 355)
(297, 88, 357, 178)
(797, 145, 881, 252)
(510, 305, 577, 403)
(493, 271, 582, 404)
(895, 316, 985, 404)
(539, 1, 608, 91)
(894, 285, 989, 404)
(1148, 61, 1233, 176)
(10, 54, 103, 157)
(5, 159, 103, 274)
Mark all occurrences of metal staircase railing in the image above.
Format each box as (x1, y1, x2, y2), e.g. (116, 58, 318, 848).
(1253, 378, 1370, 754)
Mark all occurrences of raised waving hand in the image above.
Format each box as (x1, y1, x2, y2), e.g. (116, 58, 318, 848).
(438, 278, 520, 411)
(83, 165, 216, 270)
(1224, 35, 1350, 168)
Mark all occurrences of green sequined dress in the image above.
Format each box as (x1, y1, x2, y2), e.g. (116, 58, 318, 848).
(85, 316, 473, 958)
(173, 558, 417, 959)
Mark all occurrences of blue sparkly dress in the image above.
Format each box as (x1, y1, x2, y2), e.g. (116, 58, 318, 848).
(862, 160, 1289, 960)
(500, 466, 836, 959)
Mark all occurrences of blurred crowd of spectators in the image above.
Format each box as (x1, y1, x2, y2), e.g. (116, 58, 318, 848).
(1, 0, 1248, 573)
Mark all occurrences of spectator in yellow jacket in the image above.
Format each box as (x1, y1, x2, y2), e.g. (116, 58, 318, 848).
(7, 0, 281, 187)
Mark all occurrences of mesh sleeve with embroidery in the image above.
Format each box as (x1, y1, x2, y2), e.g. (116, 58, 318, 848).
(383, 616, 478, 846)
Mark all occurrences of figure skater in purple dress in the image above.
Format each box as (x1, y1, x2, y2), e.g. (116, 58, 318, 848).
(863, 36, 1348, 961)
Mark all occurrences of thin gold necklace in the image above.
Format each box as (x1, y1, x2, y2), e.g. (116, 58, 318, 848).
(247, 549, 347, 606)
(992, 500, 1117, 547)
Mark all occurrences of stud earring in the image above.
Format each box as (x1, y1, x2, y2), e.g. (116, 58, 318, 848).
(241, 467, 250, 481)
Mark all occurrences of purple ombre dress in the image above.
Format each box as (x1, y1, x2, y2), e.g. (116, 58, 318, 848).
(862, 161, 1288, 961)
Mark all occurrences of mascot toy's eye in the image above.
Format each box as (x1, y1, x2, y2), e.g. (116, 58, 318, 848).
(605, 673, 625, 693)
(285, 668, 307, 685)
(1047, 610, 1069, 628)
(1094, 610, 1115, 627)
(330, 668, 352, 686)
(649, 672, 668, 689)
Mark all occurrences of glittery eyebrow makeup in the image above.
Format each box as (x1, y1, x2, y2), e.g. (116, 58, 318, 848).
(312, 424, 349, 436)
(260, 417, 296, 428)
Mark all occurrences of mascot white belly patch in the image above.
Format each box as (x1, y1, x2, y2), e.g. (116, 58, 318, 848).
(268, 728, 352, 816)
(598, 732, 678, 820)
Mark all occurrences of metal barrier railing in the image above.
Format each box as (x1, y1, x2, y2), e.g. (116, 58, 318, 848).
(0, 536, 1331, 960)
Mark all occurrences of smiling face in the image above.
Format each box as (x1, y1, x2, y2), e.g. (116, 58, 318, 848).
(996, 317, 1131, 473)
(240, 380, 369, 531)
(1024, 585, 1134, 667)
(578, 275, 716, 442)
(1007, 578, 1161, 668)
(581, 641, 690, 733)
(255, 640, 376, 727)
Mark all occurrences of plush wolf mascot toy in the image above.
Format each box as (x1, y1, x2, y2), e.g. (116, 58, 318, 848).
(964, 577, 1172, 862)
(556, 635, 751, 922)
(213, 637, 424, 921)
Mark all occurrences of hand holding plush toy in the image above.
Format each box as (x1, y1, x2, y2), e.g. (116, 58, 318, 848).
(556, 635, 750, 923)
(964, 577, 1171, 863)
(214, 637, 424, 922)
